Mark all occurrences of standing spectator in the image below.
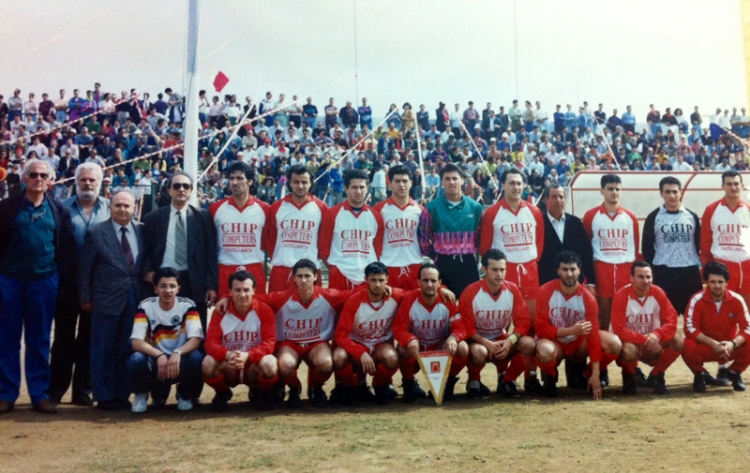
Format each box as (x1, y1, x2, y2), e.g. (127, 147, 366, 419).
(55, 89, 68, 124)
(38, 93, 55, 121)
(401, 103, 415, 131)
(450, 103, 463, 137)
(621, 105, 636, 133)
(463, 101, 480, 135)
(435, 102, 449, 133)
(274, 93, 288, 127)
(339, 101, 359, 128)
(288, 95, 302, 128)
(324, 98, 338, 131)
(8, 89, 23, 122)
(303, 97, 318, 129)
(0, 159, 76, 414)
(417, 104, 430, 131)
(259, 91, 274, 126)
(165, 88, 183, 123)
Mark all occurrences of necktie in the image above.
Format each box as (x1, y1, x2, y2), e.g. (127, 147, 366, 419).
(121, 227, 134, 271)
(174, 210, 187, 267)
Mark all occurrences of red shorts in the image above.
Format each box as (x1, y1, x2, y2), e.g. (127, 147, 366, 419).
(387, 263, 422, 290)
(558, 336, 585, 359)
(275, 340, 328, 358)
(268, 266, 323, 292)
(506, 261, 540, 299)
(328, 266, 364, 291)
(717, 259, 750, 294)
(593, 261, 632, 298)
(219, 263, 267, 297)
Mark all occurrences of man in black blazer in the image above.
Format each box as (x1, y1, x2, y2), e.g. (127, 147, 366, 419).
(141, 171, 217, 330)
(79, 190, 144, 411)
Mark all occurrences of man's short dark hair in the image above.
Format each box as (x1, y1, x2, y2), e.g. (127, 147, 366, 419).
(440, 162, 462, 180)
(228, 161, 255, 182)
(501, 167, 525, 184)
(165, 88, 173, 94)
(343, 169, 369, 187)
(286, 164, 315, 192)
(229, 270, 256, 290)
(555, 250, 582, 270)
(600, 174, 621, 189)
(703, 261, 730, 282)
(364, 262, 388, 278)
(481, 249, 507, 268)
(418, 263, 440, 280)
(168, 171, 193, 188)
(659, 176, 681, 192)
(722, 170, 742, 185)
(155, 267, 180, 286)
(292, 258, 318, 276)
(631, 261, 651, 276)
(387, 164, 412, 183)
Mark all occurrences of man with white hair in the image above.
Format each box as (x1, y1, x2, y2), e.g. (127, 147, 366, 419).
(50, 163, 110, 405)
(0, 159, 76, 414)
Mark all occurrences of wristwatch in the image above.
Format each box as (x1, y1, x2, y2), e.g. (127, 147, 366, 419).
(173, 349, 182, 356)
(732, 341, 738, 351)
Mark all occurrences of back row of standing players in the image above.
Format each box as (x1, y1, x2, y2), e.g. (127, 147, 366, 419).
(198, 161, 750, 406)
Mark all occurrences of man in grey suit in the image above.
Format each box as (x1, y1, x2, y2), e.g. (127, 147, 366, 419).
(79, 190, 144, 411)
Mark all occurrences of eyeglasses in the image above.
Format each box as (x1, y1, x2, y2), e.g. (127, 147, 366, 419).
(28, 172, 49, 180)
(171, 183, 191, 190)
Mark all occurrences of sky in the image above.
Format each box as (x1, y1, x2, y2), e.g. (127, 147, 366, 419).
(1, 0, 747, 121)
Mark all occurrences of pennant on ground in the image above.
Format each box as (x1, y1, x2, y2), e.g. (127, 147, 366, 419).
(213, 71, 230, 92)
(417, 350, 453, 405)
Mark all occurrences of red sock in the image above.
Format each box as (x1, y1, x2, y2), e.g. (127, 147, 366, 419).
(468, 364, 483, 382)
(620, 360, 638, 375)
(334, 364, 358, 387)
(310, 368, 332, 388)
(523, 354, 538, 378)
(257, 375, 279, 391)
(373, 364, 398, 387)
(537, 358, 557, 377)
(399, 357, 417, 381)
(600, 352, 618, 371)
(204, 373, 228, 392)
(285, 370, 302, 390)
(652, 347, 680, 375)
(449, 356, 467, 377)
(504, 353, 526, 382)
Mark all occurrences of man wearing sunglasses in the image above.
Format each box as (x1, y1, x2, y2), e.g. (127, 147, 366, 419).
(0, 159, 76, 414)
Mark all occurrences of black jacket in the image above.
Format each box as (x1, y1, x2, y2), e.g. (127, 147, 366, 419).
(537, 210, 596, 286)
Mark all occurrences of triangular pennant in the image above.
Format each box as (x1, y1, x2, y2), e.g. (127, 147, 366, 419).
(417, 350, 453, 405)
(213, 71, 230, 92)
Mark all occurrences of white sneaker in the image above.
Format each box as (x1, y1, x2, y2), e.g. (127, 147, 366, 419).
(132, 393, 148, 413)
(177, 396, 194, 411)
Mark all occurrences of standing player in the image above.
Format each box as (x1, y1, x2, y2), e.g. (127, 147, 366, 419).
(610, 262, 683, 395)
(319, 169, 383, 290)
(684, 261, 750, 392)
(264, 165, 327, 292)
(642, 176, 702, 315)
(583, 174, 638, 385)
(202, 271, 278, 411)
(535, 251, 622, 399)
(700, 171, 750, 385)
(393, 263, 468, 403)
(460, 249, 536, 399)
(374, 165, 428, 289)
(209, 161, 270, 296)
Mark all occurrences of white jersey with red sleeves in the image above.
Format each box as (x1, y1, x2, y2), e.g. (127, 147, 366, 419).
(479, 199, 544, 263)
(700, 198, 750, 263)
(611, 284, 677, 346)
(264, 194, 327, 268)
(318, 201, 383, 285)
(459, 279, 531, 341)
(535, 280, 600, 356)
(209, 197, 270, 266)
(373, 197, 425, 267)
(205, 298, 276, 364)
(258, 287, 349, 344)
(334, 289, 404, 358)
(393, 290, 464, 348)
(583, 204, 639, 264)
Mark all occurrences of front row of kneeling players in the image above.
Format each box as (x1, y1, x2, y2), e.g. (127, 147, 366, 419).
(128, 251, 750, 412)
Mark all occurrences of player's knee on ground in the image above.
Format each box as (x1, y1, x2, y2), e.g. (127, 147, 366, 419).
(455, 340, 469, 358)
(669, 332, 685, 352)
(332, 347, 350, 371)
(468, 343, 490, 366)
(375, 344, 399, 370)
(518, 336, 536, 356)
(620, 342, 639, 362)
(202, 355, 220, 378)
(600, 331, 622, 355)
(536, 339, 557, 364)
(258, 354, 279, 378)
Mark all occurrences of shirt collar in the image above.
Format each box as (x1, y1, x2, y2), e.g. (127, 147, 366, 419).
(547, 211, 565, 223)
(170, 205, 188, 217)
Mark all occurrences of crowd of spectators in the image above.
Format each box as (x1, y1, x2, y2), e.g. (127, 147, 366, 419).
(1, 84, 748, 209)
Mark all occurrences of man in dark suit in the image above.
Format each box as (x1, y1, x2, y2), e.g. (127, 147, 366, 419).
(79, 190, 144, 411)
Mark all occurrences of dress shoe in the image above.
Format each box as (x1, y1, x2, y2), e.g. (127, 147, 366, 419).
(72, 394, 94, 406)
(0, 401, 14, 413)
(32, 399, 58, 414)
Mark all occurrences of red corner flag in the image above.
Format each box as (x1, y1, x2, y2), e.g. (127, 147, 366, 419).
(213, 71, 230, 92)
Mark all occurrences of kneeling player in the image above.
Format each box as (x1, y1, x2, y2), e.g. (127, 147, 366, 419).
(461, 249, 536, 399)
(535, 251, 622, 400)
(683, 261, 750, 392)
(393, 263, 468, 403)
(202, 270, 279, 411)
(129, 268, 204, 413)
(611, 262, 683, 395)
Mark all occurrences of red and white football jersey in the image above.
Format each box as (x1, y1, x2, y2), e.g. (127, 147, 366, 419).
(334, 289, 404, 359)
(479, 199, 544, 264)
(256, 286, 349, 344)
(536, 279, 602, 361)
(583, 204, 639, 264)
(373, 197, 425, 267)
(264, 194, 327, 268)
(209, 197, 270, 266)
(205, 298, 275, 364)
(700, 198, 750, 264)
(610, 284, 677, 345)
(392, 289, 464, 348)
(319, 201, 383, 285)
(459, 279, 531, 341)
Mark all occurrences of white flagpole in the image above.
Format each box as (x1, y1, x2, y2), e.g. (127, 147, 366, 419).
(183, 0, 201, 206)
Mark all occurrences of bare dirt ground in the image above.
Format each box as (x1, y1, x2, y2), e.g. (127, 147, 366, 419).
(2, 328, 750, 473)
